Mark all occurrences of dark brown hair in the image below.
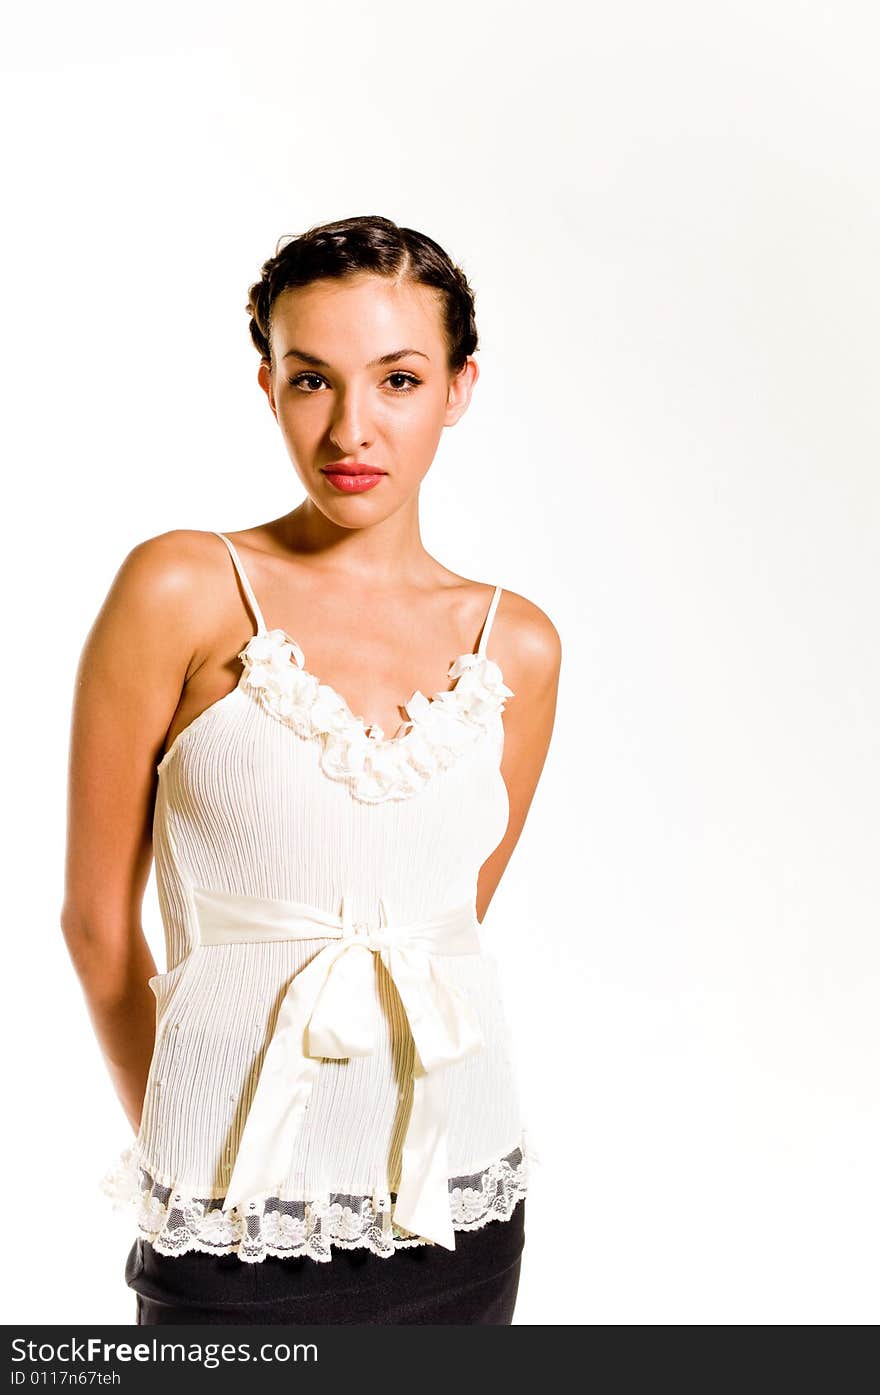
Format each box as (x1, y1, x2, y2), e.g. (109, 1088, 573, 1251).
(246, 216, 478, 374)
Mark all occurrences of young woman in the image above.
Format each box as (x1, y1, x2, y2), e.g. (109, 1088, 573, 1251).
(64, 216, 561, 1324)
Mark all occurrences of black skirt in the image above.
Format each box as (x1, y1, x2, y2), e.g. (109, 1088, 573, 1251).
(126, 1199, 525, 1325)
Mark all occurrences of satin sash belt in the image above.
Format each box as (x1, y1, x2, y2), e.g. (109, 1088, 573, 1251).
(191, 885, 486, 1251)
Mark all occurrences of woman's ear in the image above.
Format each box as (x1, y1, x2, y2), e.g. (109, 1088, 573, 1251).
(257, 360, 278, 420)
(444, 357, 479, 427)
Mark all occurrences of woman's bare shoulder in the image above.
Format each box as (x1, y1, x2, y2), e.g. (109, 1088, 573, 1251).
(84, 530, 242, 679)
(489, 584, 562, 690)
(104, 528, 237, 620)
(117, 526, 228, 583)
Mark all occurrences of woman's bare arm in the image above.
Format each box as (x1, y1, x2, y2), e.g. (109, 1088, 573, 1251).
(476, 593, 562, 922)
(61, 532, 205, 1133)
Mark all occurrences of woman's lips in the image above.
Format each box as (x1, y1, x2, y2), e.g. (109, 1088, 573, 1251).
(321, 469, 386, 494)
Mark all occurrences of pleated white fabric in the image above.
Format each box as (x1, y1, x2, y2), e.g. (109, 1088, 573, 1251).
(100, 532, 533, 1263)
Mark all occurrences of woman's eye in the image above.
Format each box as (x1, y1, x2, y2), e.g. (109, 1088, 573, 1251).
(288, 373, 327, 392)
(386, 372, 422, 392)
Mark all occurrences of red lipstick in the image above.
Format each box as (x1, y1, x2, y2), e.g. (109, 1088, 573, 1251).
(321, 461, 387, 494)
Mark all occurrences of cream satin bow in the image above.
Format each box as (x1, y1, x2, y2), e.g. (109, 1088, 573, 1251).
(192, 886, 486, 1251)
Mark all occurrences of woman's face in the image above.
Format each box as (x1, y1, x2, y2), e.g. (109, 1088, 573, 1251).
(258, 273, 478, 521)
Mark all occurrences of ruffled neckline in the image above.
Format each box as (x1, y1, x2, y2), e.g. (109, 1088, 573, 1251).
(238, 628, 514, 804)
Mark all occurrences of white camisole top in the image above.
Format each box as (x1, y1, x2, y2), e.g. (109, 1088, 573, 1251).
(101, 532, 534, 1263)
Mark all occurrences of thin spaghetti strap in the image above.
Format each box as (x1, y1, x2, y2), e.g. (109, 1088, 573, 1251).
(213, 532, 268, 637)
(476, 585, 503, 659)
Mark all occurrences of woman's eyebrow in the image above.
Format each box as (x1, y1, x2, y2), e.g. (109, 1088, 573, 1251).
(282, 347, 430, 367)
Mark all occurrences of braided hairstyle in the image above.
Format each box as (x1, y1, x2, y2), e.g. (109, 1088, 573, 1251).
(247, 216, 478, 375)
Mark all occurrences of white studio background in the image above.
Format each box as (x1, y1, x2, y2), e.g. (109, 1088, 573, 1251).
(1, 1, 877, 1326)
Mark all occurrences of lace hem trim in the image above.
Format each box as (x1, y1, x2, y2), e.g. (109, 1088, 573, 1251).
(238, 629, 514, 804)
(100, 1138, 537, 1264)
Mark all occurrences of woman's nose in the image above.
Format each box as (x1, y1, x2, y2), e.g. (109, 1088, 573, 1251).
(329, 386, 373, 454)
